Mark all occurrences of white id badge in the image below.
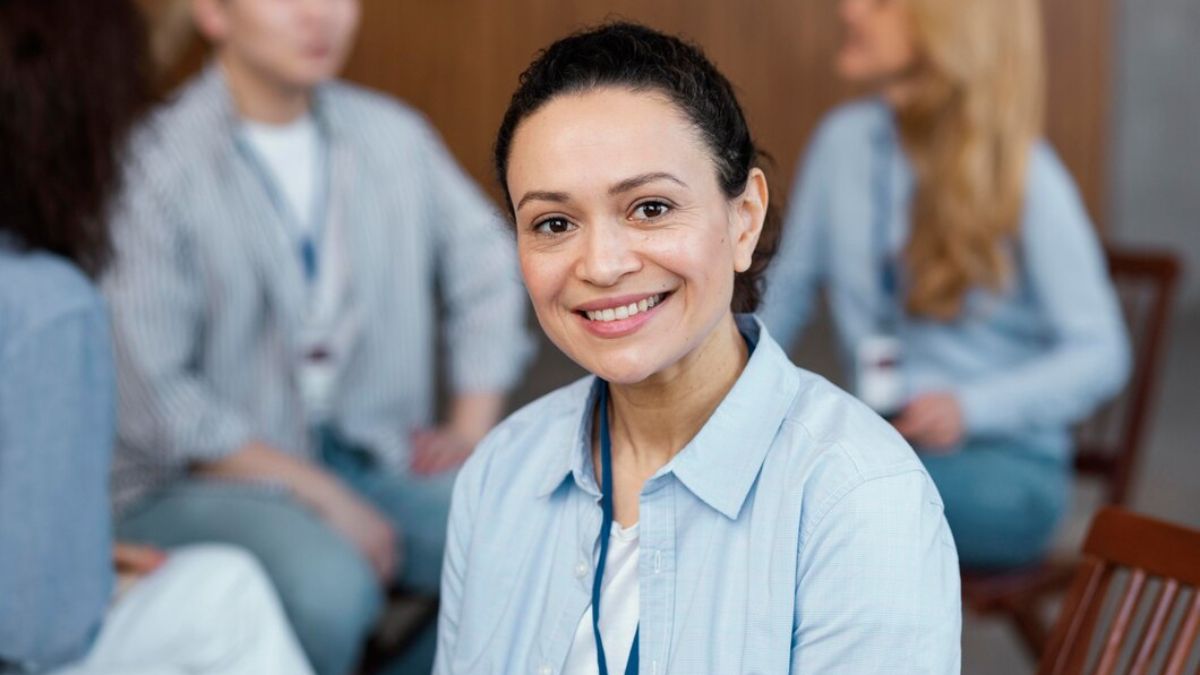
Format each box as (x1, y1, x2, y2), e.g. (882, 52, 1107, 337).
(856, 334, 905, 419)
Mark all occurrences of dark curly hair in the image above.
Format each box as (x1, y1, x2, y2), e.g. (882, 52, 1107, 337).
(0, 0, 152, 278)
(494, 22, 780, 313)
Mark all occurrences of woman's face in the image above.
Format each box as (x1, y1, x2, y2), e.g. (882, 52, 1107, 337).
(506, 87, 765, 386)
(836, 0, 918, 85)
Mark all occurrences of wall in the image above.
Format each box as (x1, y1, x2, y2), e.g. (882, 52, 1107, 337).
(334, 0, 1111, 222)
(1111, 0, 1200, 308)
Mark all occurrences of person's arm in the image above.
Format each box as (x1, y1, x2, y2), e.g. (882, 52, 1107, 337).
(196, 443, 399, 580)
(422, 119, 532, 397)
(791, 470, 961, 673)
(411, 391, 505, 475)
(955, 144, 1131, 435)
(758, 122, 832, 349)
(410, 118, 533, 471)
(0, 305, 114, 670)
(103, 162, 255, 465)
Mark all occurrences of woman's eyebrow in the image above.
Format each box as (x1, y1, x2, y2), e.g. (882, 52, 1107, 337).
(516, 190, 570, 210)
(515, 172, 686, 211)
(609, 172, 688, 195)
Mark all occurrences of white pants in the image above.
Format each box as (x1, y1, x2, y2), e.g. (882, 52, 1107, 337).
(52, 545, 313, 675)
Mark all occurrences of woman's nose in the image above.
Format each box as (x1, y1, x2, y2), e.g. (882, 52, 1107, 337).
(576, 221, 642, 287)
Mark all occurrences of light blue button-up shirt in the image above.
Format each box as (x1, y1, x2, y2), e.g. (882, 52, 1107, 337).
(435, 316, 960, 674)
(760, 100, 1130, 458)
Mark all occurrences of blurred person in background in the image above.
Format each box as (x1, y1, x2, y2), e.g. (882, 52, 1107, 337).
(761, 0, 1130, 569)
(0, 1, 311, 673)
(103, 0, 533, 672)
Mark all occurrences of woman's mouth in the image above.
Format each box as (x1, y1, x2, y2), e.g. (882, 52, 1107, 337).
(573, 291, 673, 338)
(580, 292, 668, 323)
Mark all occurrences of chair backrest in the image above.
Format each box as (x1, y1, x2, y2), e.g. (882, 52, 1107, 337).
(1040, 507, 1200, 675)
(1073, 247, 1182, 506)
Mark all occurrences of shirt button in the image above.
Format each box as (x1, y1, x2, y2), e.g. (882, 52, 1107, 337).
(574, 561, 589, 578)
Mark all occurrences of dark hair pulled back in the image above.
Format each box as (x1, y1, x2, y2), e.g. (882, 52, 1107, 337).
(494, 22, 780, 313)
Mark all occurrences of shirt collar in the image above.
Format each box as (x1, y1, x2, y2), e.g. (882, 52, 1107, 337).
(534, 315, 800, 520)
(534, 377, 603, 499)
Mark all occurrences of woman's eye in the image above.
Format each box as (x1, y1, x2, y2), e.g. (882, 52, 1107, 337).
(533, 217, 575, 235)
(632, 201, 671, 221)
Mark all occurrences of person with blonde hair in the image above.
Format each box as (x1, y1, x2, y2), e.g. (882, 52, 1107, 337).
(762, 0, 1129, 569)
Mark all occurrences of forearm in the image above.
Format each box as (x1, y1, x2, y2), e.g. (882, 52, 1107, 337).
(193, 442, 352, 515)
(957, 338, 1129, 435)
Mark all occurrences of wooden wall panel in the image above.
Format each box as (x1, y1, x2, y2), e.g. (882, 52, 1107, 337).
(156, 0, 1112, 226)
(340, 1, 854, 207)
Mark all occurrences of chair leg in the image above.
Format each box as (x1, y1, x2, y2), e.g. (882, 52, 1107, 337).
(1011, 599, 1050, 660)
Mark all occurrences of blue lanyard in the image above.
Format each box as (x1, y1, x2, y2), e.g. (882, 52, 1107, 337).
(234, 129, 330, 284)
(871, 128, 903, 333)
(594, 383, 639, 675)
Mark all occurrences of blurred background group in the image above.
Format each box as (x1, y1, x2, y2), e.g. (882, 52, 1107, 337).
(1, 0, 1197, 674)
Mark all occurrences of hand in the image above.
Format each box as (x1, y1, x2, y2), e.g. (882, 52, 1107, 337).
(320, 490, 400, 584)
(892, 392, 965, 452)
(113, 542, 167, 576)
(194, 442, 399, 583)
(410, 426, 476, 475)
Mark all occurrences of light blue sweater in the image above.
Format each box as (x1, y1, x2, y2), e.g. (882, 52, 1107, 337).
(760, 100, 1130, 458)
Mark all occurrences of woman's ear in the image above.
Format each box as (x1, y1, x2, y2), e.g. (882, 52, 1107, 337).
(731, 167, 769, 273)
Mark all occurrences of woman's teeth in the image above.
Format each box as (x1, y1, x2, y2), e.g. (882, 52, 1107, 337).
(585, 293, 664, 322)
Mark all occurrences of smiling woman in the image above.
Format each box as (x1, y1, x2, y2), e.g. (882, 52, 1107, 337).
(434, 22, 962, 675)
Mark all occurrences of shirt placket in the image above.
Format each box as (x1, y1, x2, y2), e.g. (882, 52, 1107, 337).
(638, 476, 677, 675)
(536, 483, 603, 675)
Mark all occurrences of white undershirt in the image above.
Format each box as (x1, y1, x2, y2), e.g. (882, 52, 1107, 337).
(563, 521, 640, 675)
(240, 114, 357, 422)
(240, 114, 320, 234)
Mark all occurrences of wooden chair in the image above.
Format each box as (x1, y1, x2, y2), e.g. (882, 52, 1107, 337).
(961, 246, 1183, 657)
(1039, 507, 1200, 675)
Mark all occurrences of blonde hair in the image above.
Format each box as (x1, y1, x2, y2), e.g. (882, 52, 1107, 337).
(895, 0, 1044, 320)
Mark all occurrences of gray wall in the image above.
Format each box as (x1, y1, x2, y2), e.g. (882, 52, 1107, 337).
(1112, 0, 1200, 309)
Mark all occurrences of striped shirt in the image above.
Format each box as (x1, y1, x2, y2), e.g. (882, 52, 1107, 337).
(103, 64, 534, 513)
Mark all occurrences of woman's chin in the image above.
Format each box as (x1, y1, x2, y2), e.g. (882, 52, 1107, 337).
(576, 353, 664, 387)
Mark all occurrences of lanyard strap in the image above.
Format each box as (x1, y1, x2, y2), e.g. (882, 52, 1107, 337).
(871, 129, 903, 333)
(593, 383, 639, 675)
(234, 130, 331, 284)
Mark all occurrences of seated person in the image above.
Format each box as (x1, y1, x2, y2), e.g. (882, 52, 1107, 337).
(0, 1, 311, 673)
(760, 0, 1129, 568)
(103, 0, 532, 672)
(435, 22, 960, 674)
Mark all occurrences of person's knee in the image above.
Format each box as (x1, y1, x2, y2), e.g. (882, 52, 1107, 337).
(281, 540, 384, 650)
(943, 477, 1065, 567)
(405, 483, 451, 581)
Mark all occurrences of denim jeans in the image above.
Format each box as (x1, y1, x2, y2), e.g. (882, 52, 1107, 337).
(116, 429, 456, 675)
(921, 440, 1070, 569)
